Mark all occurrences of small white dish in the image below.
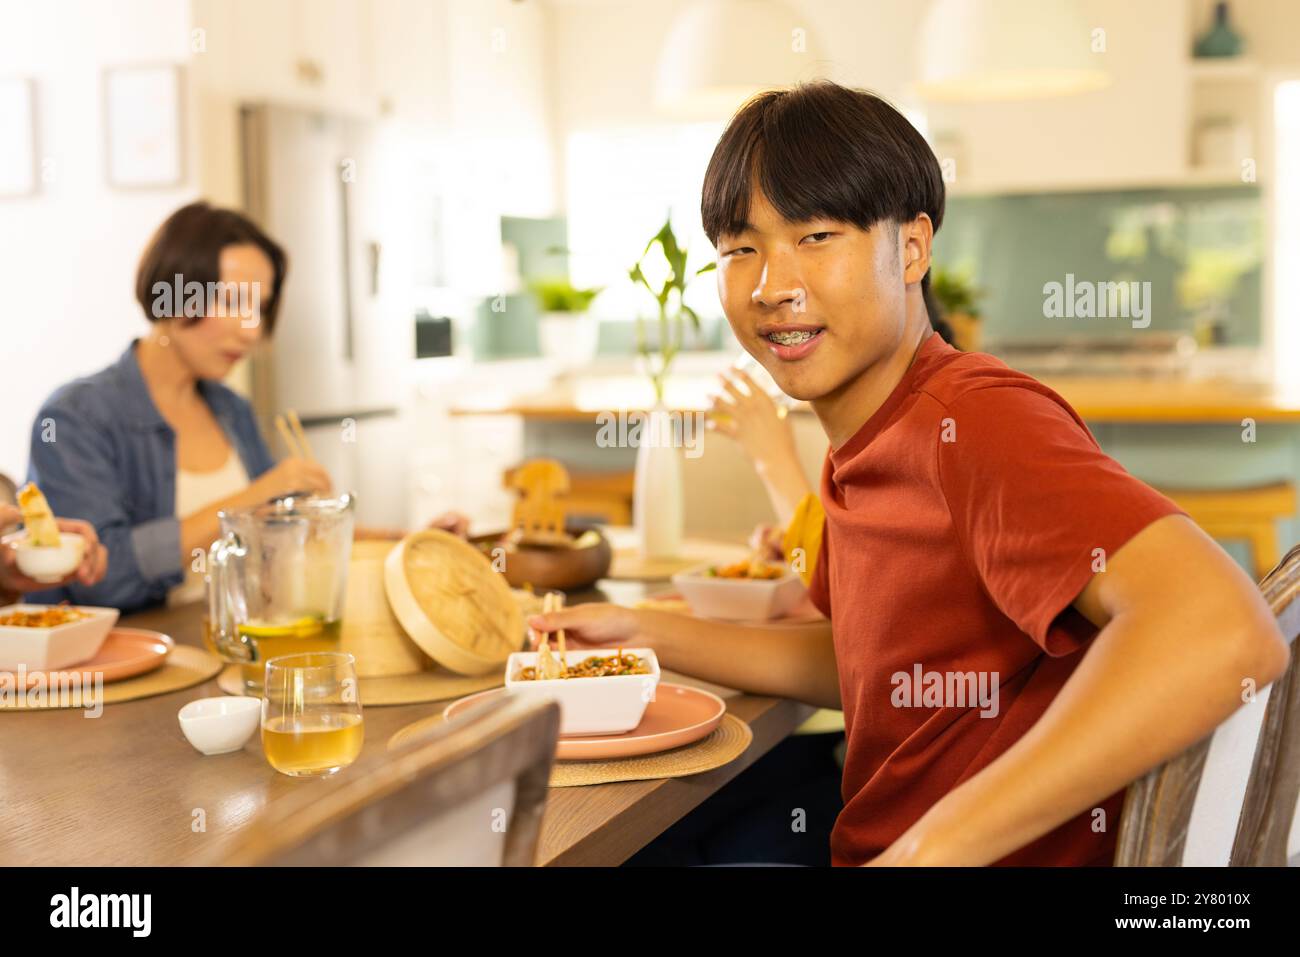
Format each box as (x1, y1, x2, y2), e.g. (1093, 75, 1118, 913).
(504, 648, 660, 735)
(13, 532, 85, 583)
(671, 562, 805, 621)
(0, 604, 119, 671)
(178, 696, 261, 755)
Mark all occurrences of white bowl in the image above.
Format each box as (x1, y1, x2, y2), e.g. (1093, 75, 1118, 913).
(178, 696, 261, 755)
(671, 562, 806, 621)
(504, 648, 660, 735)
(0, 604, 119, 671)
(13, 532, 85, 583)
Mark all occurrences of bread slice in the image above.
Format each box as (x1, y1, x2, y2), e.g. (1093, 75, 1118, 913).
(17, 483, 61, 547)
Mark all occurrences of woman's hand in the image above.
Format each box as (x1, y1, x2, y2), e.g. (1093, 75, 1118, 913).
(708, 368, 811, 524)
(748, 522, 786, 562)
(426, 511, 470, 539)
(0, 505, 109, 598)
(253, 457, 333, 501)
(707, 368, 798, 467)
(526, 602, 645, 651)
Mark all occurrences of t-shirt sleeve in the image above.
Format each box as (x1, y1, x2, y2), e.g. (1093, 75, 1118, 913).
(935, 385, 1185, 656)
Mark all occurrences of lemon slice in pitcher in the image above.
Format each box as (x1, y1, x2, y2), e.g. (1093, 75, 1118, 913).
(239, 615, 324, 639)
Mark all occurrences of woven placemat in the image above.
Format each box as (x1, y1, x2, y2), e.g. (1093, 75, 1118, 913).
(218, 663, 503, 706)
(388, 708, 752, 787)
(547, 713, 752, 787)
(0, 645, 222, 711)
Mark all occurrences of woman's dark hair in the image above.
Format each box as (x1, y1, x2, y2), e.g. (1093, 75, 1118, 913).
(135, 201, 288, 333)
(700, 79, 955, 346)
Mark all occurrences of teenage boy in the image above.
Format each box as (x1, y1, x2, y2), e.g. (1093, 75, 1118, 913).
(529, 81, 1289, 866)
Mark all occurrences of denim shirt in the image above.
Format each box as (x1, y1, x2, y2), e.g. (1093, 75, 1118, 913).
(25, 341, 276, 612)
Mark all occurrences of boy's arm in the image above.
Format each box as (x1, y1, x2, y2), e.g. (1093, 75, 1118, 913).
(868, 514, 1291, 866)
(527, 605, 841, 710)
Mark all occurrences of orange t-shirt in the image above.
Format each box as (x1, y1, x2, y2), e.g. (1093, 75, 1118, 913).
(806, 333, 1183, 866)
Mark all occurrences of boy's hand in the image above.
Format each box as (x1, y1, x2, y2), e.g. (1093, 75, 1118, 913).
(0, 505, 109, 598)
(526, 603, 644, 650)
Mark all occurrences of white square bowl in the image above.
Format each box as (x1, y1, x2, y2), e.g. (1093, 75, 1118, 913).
(0, 604, 120, 672)
(504, 648, 660, 735)
(671, 562, 805, 621)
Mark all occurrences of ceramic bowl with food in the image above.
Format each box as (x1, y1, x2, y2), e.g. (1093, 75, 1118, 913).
(471, 525, 612, 591)
(671, 561, 805, 621)
(504, 647, 660, 735)
(178, 696, 261, 755)
(0, 604, 120, 671)
(12, 532, 85, 584)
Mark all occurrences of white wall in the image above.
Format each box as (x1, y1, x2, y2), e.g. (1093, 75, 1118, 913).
(547, 0, 1195, 194)
(0, 0, 199, 484)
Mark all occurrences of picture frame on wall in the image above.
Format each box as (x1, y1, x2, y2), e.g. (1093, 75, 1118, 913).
(0, 77, 38, 198)
(103, 63, 184, 188)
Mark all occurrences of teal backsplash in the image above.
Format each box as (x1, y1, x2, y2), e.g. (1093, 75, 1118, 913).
(478, 185, 1263, 359)
(937, 184, 1263, 345)
(478, 213, 727, 359)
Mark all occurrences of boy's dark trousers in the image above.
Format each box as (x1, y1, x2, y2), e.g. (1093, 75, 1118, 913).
(623, 730, 845, 867)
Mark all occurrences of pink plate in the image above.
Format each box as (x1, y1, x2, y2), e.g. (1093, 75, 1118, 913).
(648, 589, 824, 624)
(3, 628, 173, 689)
(445, 682, 727, 760)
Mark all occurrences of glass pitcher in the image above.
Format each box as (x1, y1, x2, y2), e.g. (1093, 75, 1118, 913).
(205, 494, 356, 693)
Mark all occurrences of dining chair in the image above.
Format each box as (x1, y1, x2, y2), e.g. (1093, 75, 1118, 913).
(1114, 542, 1300, 866)
(1240, 543, 1300, 865)
(215, 694, 560, 866)
(1157, 482, 1296, 579)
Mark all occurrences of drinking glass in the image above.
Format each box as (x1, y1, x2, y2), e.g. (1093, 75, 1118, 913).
(261, 652, 364, 777)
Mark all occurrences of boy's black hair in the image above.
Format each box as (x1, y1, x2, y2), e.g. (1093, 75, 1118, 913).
(701, 80, 954, 345)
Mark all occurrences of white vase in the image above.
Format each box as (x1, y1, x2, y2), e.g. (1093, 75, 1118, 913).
(633, 403, 683, 560)
(538, 312, 599, 368)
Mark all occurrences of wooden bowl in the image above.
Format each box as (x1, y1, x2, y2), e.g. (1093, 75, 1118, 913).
(470, 525, 613, 592)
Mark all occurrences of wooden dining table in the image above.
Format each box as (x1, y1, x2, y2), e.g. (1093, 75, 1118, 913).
(0, 575, 815, 867)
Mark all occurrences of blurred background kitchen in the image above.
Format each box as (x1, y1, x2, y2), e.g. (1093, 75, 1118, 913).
(2, 0, 1298, 577)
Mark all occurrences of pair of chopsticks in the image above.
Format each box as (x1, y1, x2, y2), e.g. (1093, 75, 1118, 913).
(528, 591, 566, 662)
(275, 410, 315, 461)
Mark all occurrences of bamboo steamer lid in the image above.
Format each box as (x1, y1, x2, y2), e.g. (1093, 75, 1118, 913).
(341, 540, 433, 678)
(383, 529, 524, 676)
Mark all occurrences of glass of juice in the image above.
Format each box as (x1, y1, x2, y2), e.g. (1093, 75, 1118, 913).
(261, 652, 364, 777)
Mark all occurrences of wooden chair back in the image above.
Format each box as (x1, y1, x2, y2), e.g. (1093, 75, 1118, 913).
(216, 694, 559, 866)
(1114, 543, 1300, 865)
(1239, 544, 1300, 864)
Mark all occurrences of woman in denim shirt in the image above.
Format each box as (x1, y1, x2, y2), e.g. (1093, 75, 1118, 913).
(27, 203, 331, 612)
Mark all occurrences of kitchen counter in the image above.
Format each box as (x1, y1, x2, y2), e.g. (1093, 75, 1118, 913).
(449, 370, 1300, 424)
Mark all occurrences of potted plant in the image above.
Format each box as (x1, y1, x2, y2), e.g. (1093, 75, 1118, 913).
(628, 216, 716, 402)
(626, 216, 715, 559)
(528, 277, 603, 368)
(931, 266, 985, 352)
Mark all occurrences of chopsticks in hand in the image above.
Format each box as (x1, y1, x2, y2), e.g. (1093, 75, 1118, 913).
(527, 592, 567, 678)
(275, 409, 315, 462)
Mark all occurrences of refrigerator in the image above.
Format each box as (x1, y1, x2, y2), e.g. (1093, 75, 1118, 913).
(240, 103, 410, 528)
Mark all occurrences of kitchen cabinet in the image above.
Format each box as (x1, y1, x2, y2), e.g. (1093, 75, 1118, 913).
(193, 0, 374, 114)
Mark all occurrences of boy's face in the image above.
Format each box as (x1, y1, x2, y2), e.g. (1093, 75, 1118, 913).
(715, 187, 926, 403)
